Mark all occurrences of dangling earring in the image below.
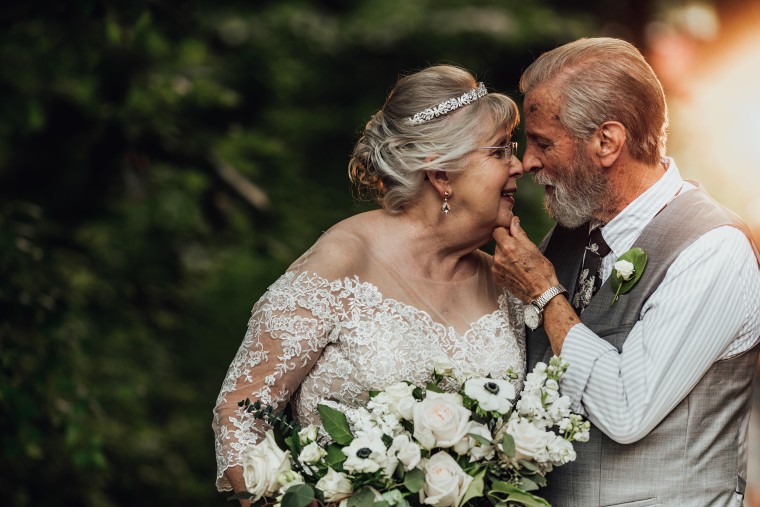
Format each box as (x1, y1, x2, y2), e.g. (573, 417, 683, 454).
(441, 191, 451, 215)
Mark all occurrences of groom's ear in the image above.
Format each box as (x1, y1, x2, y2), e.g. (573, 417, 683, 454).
(593, 121, 626, 168)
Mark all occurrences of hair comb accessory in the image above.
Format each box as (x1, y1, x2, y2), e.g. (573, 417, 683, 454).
(407, 82, 488, 125)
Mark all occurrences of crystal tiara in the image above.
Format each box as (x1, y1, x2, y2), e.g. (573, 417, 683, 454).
(407, 82, 488, 125)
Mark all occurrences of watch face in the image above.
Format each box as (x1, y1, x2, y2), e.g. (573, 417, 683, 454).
(524, 304, 541, 330)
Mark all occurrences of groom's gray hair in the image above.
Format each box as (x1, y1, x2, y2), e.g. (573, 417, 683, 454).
(520, 37, 668, 165)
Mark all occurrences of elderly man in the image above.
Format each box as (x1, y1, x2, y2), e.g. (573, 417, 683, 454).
(492, 37, 760, 506)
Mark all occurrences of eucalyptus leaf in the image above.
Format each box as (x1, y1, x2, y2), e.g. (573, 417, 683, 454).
(468, 432, 492, 447)
(403, 468, 425, 493)
(521, 477, 539, 492)
(501, 433, 516, 458)
(317, 404, 354, 445)
(518, 459, 540, 473)
(347, 487, 378, 507)
(281, 484, 316, 507)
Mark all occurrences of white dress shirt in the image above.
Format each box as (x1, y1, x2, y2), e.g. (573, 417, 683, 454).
(560, 158, 760, 444)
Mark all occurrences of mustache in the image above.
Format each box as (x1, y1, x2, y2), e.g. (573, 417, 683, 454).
(531, 172, 554, 186)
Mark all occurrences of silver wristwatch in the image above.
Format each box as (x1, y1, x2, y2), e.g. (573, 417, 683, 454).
(524, 284, 567, 330)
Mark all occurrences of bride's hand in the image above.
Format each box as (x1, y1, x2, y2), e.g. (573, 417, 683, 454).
(492, 216, 559, 302)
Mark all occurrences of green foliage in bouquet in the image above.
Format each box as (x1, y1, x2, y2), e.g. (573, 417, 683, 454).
(231, 357, 589, 507)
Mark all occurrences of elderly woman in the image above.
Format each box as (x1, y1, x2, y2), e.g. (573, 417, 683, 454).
(212, 64, 526, 497)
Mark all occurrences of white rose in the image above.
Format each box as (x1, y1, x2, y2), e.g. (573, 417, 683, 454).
(298, 424, 319, 444)
(453, 421, 494, 461)
(315, 467, 353, 503)
(242, 430, 292, 501)
(614, 259, 635, 281)
(384, 382, 416, 403)
(419, 451, 473, 507)
(464, 377, 515, 414)
(506, 419, 553, 463)
(298, 441, 326, 465)
(390, 433, 421, 470)
(413, 391, 471, 450)
(342, 435, 388, 474)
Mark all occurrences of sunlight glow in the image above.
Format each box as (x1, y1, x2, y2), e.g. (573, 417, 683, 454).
(652, 6, 760, 236)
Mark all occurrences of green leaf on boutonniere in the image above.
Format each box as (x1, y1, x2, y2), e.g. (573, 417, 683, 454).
(317, 404, 354, 445)
(610, 247, 648, 305)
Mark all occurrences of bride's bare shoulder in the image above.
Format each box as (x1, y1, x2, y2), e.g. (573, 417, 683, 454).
(302, 210, 386, 273)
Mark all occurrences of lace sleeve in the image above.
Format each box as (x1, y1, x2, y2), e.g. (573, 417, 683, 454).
(211, 271, 343, 491)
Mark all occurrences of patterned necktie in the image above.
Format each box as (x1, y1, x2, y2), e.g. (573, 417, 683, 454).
(572, 227, 611, 314)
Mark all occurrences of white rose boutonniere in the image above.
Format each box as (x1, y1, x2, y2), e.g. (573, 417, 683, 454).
(613, 259, 635, 280)
(611, 247, 648, 305)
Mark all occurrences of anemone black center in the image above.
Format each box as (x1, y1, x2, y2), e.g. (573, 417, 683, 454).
(484, 381, 500, 394)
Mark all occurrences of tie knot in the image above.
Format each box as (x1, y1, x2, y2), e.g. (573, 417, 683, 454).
(587, 227, 611, 257)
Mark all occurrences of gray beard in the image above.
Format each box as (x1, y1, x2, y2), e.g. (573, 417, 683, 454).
(532, 155, 609, 229)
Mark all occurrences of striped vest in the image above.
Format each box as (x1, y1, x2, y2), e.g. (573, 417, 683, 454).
(528, 187, 759, 506)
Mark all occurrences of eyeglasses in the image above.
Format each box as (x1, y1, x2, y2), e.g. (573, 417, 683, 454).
(478, 141, 518, 159)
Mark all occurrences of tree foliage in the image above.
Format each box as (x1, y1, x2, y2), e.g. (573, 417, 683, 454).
(0, 1, 610, 505)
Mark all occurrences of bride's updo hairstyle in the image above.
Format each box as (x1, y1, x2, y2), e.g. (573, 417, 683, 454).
(348, 65, 519, 213)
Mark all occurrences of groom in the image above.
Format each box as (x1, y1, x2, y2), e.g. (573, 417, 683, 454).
(492, 37, 760, 506)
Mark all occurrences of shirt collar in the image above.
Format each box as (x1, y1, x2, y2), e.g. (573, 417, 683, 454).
(600, 157, 686, 258)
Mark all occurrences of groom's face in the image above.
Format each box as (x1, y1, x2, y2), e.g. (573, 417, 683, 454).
(523, 86, 608, 228)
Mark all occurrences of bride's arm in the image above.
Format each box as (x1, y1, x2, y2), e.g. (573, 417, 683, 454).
(211, 270, 343, 495)
(224, 466, 250, 507)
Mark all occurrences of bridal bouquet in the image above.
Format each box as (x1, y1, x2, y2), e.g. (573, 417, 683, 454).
(232, 356, 589, 507)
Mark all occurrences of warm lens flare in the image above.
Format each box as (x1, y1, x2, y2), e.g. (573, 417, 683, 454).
(649, 4, 760, 240)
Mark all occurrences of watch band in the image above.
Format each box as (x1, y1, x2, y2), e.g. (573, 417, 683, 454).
(532, 284, 568, 310)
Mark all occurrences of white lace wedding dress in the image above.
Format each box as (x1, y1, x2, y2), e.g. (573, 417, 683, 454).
(212, 223, 526, 491)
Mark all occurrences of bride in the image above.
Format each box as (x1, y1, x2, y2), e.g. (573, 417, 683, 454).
(212, 64, 526, 498)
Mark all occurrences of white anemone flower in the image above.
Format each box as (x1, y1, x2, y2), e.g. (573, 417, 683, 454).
(342, 436, 389, 474)
(464, 377, 516, 414)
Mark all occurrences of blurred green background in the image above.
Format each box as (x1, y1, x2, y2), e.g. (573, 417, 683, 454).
(2, 1, 754, 506)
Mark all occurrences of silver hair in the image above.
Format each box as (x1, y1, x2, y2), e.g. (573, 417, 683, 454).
(519, 37, 668, 165)
(349, 65, 519, 213)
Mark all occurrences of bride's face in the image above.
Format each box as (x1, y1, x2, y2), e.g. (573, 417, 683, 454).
(450, 127, 524, 235)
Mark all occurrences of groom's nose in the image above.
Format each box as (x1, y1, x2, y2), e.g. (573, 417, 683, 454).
(521, 147, 542, 174)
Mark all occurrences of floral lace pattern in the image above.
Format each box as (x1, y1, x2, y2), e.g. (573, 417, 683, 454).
(212, 271, 525, 491)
